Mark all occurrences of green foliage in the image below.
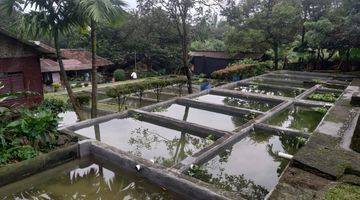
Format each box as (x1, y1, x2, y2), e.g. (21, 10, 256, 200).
(190, 39, 226, 51)
(314, 106, 329, 115)
(75, 93, 91, 106)
(113, 69, 126, 81)
(324, 183, 360, 200)
(52, 82, 61, 92)
(7, 109, 59, 141)
(106, 76, 187, 110)
(211, 61, 273, 80)
(8, 145, 38, 161)
(40, 98, 70, 115)
(308, 92, 339, 102)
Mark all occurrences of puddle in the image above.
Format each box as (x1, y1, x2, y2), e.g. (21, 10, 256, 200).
(75, 117, 213, 167)
(186, 130, 306, 199)
(58, 111, 90, 127)
(266, 105, 327, 132)
(151, 104, 256, 131)
(195, 94, 276, 112)
(0, 158, 175, 199)
(234, 85, 303, 97)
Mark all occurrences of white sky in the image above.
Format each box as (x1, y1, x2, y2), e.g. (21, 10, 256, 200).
(126, 0, 137, 10)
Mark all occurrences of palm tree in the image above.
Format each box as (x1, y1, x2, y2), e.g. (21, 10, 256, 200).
(78, 0, 125, 118)
(0, 0, 84, 120)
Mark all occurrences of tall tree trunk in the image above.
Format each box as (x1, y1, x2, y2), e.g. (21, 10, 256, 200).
(273, 42, 279, 70)
(181, 15, 193, 94)
(298, 24, 306, 67)
(54, 28, 83, 120)
(91, 20, 98, 119)
(346, 49, 351, 72)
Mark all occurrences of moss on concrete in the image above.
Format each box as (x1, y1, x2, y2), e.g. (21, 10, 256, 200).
(324, 184, 360, 200)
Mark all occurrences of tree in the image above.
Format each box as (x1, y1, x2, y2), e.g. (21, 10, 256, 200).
(222, 0, 301, 69)
(1, 0, 84, 119)
(139, 0, 209, 94)
(78, 0, 125, 119)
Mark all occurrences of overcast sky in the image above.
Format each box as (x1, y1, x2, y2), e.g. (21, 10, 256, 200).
(126, 0, 137, 10)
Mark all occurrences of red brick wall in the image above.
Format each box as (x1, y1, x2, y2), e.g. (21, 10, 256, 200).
(0, 56, 44, 107)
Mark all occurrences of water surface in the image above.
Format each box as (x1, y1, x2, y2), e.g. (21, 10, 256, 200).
(234, 85, 303, 97)
(0, 158, 175, 200)
(76, 118, 212, 167)
(187, 131, 306, 199)
(266, 105, 327, 132)
(195, 94, 276, 112)
(151, 104, 256, 131)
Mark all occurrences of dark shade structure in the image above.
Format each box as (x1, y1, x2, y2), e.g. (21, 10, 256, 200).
(189, 51, 263, 77)
(0, 28, 50, 107)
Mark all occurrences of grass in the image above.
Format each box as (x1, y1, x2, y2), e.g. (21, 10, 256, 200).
(324, 184, 360, 200)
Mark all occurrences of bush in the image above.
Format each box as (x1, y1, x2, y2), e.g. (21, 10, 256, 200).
(211, 60, 273, 80)
(106, 76, 187, 109)
(40, 98, 70, 115)
(84, 82, 89, 87)
(52, 82, 61, 92)
(113, 69, 126, 81)
(75, 93, 91, 106)
(0, 107, 74, 165)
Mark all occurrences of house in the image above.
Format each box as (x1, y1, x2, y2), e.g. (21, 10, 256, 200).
(37, 45, 114, 85)
(189, 51, 263, 77)
(0, 28, 51, 107)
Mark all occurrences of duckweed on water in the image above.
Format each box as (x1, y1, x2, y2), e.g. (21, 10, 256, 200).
(308, 92, 340, 102)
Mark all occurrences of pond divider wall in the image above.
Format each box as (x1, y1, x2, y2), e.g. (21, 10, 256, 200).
(3, 70, 358, 199)
(0, 144, 78, 187)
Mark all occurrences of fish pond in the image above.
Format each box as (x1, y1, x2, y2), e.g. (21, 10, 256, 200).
(195, 94, 277, 112)
(266, 105, 328, 132)
(233, 85, 303, 98)
(75, 117, 213, 167)
(151, 104, 257, 131)
(186, 130, 306, 199)
(0, 158, 176, 199)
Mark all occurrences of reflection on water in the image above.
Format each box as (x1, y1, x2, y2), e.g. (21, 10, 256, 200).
(0, 159, 174, 200)
(187, 131, 306, 199)
(234, 85, 303, 97)
(196, 94, 276, 112)
(151, 104, 256, 131)
(266, 105, 327, 132)
(58, 111, 90, 127)
(76, 117, 212, 167)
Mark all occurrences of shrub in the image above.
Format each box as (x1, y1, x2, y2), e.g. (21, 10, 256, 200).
(84, 82, 89, 87)
(75, 93, 91, 106)
(40, 98, 70, 115)
(113, 69, 126, 81)
(211, 60, 273, 80)
(106, 76, 187, 109)
(52, 82, 61, 92)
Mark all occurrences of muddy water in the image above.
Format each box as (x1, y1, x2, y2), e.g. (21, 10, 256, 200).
(266, 105, 327, 132)
(151, 104, 256, 131)
(195, 94, 277, 112)
(234, 85, 303, 97)
(0, 158, 175, 199)
(186, 131, 306, 199)
(75, 118, 212, 167)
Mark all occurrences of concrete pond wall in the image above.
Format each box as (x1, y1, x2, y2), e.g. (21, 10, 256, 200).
(1, 70, 360, 199)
